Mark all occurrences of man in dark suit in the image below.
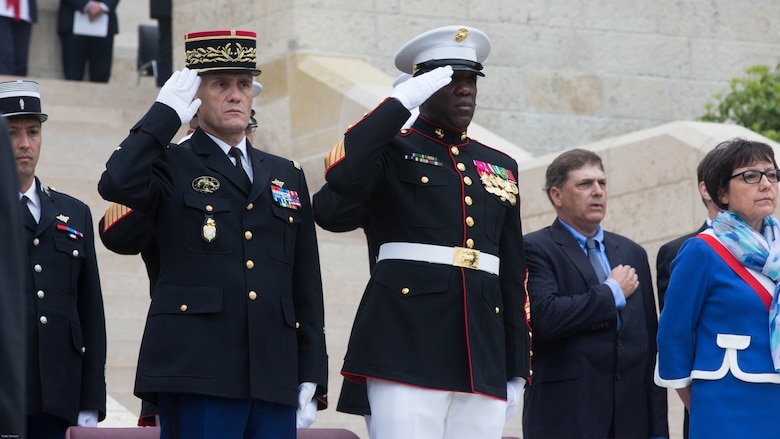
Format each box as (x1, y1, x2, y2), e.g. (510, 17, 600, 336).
(149, 0, 171, 86)
(325, 25, 530, 438)
(0, 0, 37, 76)
(98, 30, 327, 438)
(57, 0, 120, 82)
(2, 79, 107, 438)
(0, 115, 26, 439)
(655, 145, 724, 439)
(522, 148, 668, 439)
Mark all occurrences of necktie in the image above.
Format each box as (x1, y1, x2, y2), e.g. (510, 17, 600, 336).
(20, 195, 36, 229)
(228, 147, 251, 191)
(7, 0, 20, 21)
(585, 238, 607, 283)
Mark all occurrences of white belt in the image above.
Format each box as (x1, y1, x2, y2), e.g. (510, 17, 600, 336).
(377, 242, 500, 276)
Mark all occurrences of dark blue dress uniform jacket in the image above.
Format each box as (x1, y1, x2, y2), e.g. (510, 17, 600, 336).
(325, 98, 531, 399)
(23, 179, 107, 424)
(97, 103, 328, 408)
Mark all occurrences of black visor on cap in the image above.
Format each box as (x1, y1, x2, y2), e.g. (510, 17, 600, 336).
(413, 59, 485, 77)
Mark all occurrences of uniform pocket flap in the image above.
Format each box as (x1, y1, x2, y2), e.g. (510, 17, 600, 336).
(375, 260, 450, 297)
(716, 333, 751, 350)
(183, 193, 231, 213)
(150, 285, 223, 315)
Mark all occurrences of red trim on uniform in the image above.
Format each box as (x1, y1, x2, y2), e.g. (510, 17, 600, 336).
(184, 29, 256, 40)
(412, 128, 470, 147)
(343, 97, 394, 136)
(102, 205, 134, 233)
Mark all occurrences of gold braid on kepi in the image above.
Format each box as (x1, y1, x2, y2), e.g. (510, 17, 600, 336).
(184, 30, 261, 76)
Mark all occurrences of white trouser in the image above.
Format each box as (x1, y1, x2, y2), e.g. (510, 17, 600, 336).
(366, 378, 506, 439)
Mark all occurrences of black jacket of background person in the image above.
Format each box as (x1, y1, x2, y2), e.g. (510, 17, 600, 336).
(56, 0, 120, 35)
(522, 219, 668, 439)
(0, 116, 25, 437)
(98, 102, 328, 408)
(325, 97, 531, 399)
(24, 177, 107, 424)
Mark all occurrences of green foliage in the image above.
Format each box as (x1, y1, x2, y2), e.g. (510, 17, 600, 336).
(700, 63, 780, 141)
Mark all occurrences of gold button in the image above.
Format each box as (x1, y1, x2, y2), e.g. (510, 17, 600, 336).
(81, 346, 86, 353)
(37, 290, 44, 299)
(246, 203, 254, 210)
(451, 146, 459, 155)
(420, 176, 429, 184)
(464, 176, 472, 186)
(39, 316, 48, 325)
(249, 291, 257, 300)
(34, 264, 42, 273)
(530, 350, 534, 357)
(495, 306, 500, 314)
(529, 369, 534, 376)
(206, 205, 214, 212)
(466, 216, 475, 227)
(72, 249, 79, 257)
(33, 238, 40, 246)
(245, 231, 253, 240)
(295, 322, 301, 329)
(246, 260, 255, 269)
(464, 196, 472, 206)
(466, 238, 474, 248)
(180, 304, 188, 312)
(457, 163, 466, 171)
(401, 287, 410, 295)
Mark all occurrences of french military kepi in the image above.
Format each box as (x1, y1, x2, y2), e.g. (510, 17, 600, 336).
(0, 80, 48, 122)
(395, 25, 491, 77)
(184, 29, 262, 76)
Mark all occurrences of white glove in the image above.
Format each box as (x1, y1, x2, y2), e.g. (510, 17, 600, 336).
(296, 382, 318, 428)
(155, 68, 202, 124)
(77, 409, 99, 427)
(505, 378, 525, 421)
(390, 66, 453, 110)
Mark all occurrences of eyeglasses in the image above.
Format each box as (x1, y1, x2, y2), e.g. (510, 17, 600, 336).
(730, 169, 780, 184)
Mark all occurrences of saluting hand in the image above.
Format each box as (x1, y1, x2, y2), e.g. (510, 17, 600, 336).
(155, 68, 202, 124)
(608, 264, 639, 299)
(391, 65, 453, 110)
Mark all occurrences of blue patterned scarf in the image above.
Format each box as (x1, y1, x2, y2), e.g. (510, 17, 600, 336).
(712, 210, 780, 372)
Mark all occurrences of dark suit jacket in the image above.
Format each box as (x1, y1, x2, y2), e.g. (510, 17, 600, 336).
(149, 0, 171, 19)
(655, 223, 707, 311)
(522, 218, 668, 439)
(0, 117, 25, 437)
(98, 103, 328, 409)
(57, 0, 120, 35)
(24, 178, 107, 425)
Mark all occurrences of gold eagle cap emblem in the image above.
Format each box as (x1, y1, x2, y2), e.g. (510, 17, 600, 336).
(455, 28, 469, 42)
(191, 176, 221, 194)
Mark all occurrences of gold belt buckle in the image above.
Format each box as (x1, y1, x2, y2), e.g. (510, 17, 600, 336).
(453, 246, 480, 270)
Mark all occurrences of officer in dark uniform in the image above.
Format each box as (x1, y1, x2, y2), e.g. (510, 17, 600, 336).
(98, 83, 265, 428)
(324, 25, 531, 438)
(98, 30, 327, 438)
(1, 79, 107, 438)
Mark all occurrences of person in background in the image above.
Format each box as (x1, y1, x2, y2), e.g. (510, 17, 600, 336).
(325, 25, 530, 439)
(149, 0, 171, 87)
(57, 0, 120, 82)
(522, 148, 668, 439)
(0, 0, 37, 76)
(656, 137, 780, 439)
(2, 79, 107, 438)
(654, 144, 725, 439)
(98, 30, 327, 438)
(0, 115, 26, 438)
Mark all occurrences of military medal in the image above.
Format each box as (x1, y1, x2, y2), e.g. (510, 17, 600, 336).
(404, 152, 443, 166)
(473, 160, 519, 205)
(192, 176, 221, 194)
(271, 184, 302, 210)
(57, 224, 83, 240)
(202, 216, 217, 242)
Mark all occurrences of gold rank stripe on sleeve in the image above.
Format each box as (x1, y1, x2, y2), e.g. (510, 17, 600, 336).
(324, 140, 346, 172)
(102, 203, 133, 232)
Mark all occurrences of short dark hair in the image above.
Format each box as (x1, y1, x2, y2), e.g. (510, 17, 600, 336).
(702, 137, 777, 210)
(544, 148, 604, 203)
